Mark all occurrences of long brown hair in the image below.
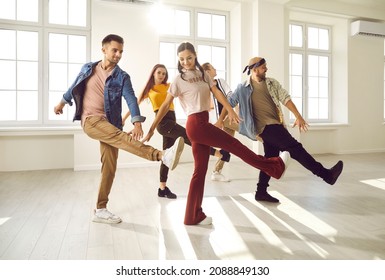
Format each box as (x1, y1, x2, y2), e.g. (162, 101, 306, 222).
(137, 64, 168, 104)
(177, 42, 206, 82)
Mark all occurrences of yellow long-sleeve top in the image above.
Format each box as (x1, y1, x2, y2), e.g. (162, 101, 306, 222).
(148, 83, 175, 112)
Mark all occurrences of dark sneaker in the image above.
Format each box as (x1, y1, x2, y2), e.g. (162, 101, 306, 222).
(219, 149, 231, 162)
(158, 186, 177, 199)
(323, 160, 343, 185)
(255, 191, 280, 203)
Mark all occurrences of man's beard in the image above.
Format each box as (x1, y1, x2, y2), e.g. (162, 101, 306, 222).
(258, 73, 266, 81)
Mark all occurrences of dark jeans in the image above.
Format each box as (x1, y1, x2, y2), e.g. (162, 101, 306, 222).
(258, 124, 327, 189)
(156, 110, 191, 183)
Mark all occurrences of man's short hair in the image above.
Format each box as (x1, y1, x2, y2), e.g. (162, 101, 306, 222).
(102, 34, 124, 45)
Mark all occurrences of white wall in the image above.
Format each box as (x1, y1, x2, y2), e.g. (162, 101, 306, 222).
(1, 0, 385, 171)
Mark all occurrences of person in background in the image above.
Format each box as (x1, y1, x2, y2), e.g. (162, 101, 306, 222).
(218, 56, 343, 203)
(122, 64, 230, 199)
(54, 34, 184, 224)
(142, 42, 290, 226)
(202, 62, 236, 182)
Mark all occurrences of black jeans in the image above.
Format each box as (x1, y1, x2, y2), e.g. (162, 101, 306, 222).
(258, 124, 327, 189)
(156, 110, 191, 182)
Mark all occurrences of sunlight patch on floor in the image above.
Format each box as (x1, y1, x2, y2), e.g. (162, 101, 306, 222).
(361, 178, 385, 191)
(241, 192, 333, 259)
(203, 197, 255, 259)
(156, 204, 167, 260)
(273, 191, 338, 241)
(161, 190, 340, 260)
(0, 217, 10, 226)
(166, 200, 197, 260)
(230, 195, 293, 255)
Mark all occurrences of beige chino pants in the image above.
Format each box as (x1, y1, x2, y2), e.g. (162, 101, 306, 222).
(83, 116, 161, 209)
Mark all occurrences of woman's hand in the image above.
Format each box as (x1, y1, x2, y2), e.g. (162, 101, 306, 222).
(226, 109, 241, 125)
(142, 129, 155, 143)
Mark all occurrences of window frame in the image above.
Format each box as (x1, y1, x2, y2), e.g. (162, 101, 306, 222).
(0, 24, 43, 126)
(289, 21, 332, 123)
(44, 28, 90, 125)
(0, 0, 91, 128)
(159, 5, 230, 121)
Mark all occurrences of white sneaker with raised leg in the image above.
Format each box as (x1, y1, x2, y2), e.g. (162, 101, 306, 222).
(162, 137, 185, 170)
(278, 151, 291, 179)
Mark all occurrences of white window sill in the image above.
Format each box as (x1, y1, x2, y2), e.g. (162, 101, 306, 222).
(0, 126, 83, 136)
(289, 122, 349, 131)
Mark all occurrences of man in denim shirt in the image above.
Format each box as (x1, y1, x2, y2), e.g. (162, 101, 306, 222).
(218, 57, 343, 203)
(54, 34, 184, 223)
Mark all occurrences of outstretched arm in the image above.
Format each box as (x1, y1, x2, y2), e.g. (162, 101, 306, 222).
(211, 86, 241, 126)
(122, 110, 131, 126)
(142, 93, 174, 143)
(285, 99, 309, 132)
(54, 101, 66, 115)
(122, 99, 144, 126)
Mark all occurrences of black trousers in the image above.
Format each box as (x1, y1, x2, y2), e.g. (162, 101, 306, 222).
(156, 110, 191, 182)
(258, 124, 327, 189)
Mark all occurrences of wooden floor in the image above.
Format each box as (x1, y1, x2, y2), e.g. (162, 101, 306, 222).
(0, 152, 384, 260)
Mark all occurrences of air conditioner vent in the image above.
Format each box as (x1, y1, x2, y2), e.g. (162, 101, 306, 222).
(351, 20, 385, 38)
(99, 0, 158, 5)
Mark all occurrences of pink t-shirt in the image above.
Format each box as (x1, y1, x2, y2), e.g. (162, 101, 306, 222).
(81, 62, 113, 125)
(168, 69, 214, 116)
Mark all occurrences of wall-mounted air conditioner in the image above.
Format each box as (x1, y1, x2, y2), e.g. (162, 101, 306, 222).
(351, 20, 385, 38)
(99, 0, 158, 5)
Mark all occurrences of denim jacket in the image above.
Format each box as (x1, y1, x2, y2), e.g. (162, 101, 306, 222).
(228, 76, 291, 140)
(62, 61, 145, 130)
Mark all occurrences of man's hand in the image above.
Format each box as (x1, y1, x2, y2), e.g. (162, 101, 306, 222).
(292, 116, 309, 132)
(54, 102, 65, 115)
(128, 122, 144, 141)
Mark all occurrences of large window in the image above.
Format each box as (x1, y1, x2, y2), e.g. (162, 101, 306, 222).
(158, 6, 229, 119)
(289, 22, 331, 122)
(0, 0, 90, 127)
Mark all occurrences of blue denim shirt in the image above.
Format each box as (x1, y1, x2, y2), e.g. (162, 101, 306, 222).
(62, 61, 145, 130)
(228, 76, 291, 140)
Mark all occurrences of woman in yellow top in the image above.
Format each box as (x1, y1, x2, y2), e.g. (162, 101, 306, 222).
(123, 64, 229, 199)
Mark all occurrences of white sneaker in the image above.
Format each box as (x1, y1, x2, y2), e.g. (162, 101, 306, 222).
(211, 171, 230, 182)
(92, 208, 122, 224)
(162, 137, 185, 170)
(278, 151, 291, 178)
(198, 216, 212, 225)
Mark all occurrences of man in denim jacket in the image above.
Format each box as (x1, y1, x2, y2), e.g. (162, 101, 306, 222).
(54, 34, 184, 223)
(218, 57, 343, 203)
